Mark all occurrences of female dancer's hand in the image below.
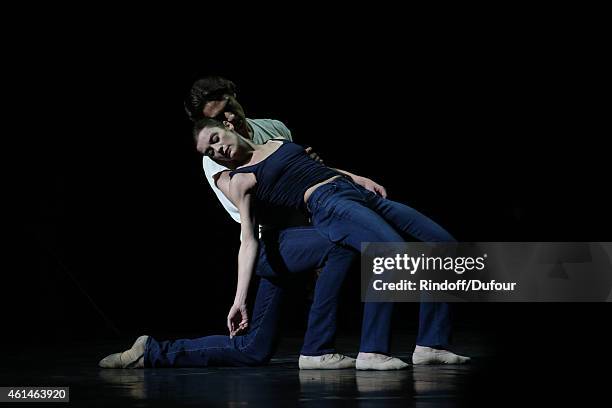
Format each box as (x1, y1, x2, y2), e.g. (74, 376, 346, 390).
(227, 303, 249, 338)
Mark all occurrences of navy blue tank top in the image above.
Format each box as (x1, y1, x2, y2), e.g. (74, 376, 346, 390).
(229, 140, 340, 210)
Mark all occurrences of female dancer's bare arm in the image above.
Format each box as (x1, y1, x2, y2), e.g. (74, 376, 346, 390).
(215, 171, 258, 338)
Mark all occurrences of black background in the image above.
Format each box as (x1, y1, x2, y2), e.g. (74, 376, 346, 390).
(6, 10, 611, 403)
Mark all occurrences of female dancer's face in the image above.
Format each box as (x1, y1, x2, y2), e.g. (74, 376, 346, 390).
(195, 124, 245, 164)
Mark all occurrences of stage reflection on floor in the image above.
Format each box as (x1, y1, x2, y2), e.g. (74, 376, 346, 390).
(95, 361, 473, 406)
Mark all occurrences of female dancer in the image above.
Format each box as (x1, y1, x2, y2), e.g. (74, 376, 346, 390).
(195, 118, 468, 370)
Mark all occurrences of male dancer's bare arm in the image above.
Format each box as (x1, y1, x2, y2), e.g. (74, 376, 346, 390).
(334, 168, 388, 198)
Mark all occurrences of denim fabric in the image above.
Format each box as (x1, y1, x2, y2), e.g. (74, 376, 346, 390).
(307, 177, 455, 352)
(145, 177, 456, 367)
(145, 226, 356, 367)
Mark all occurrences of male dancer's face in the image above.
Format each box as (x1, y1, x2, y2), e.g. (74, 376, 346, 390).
(202, 94, 248, 138)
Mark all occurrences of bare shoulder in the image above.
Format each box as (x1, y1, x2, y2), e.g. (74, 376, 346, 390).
(229, 172, 256, 197)
(214, 170, 231, 189)
(262, 139, 285, 154)
(213, 171, 254, 204)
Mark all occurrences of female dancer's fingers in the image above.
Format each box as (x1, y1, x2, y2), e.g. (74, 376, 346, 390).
(240, 308, 249, 324)
(228, 317, 235, 337)
(235, 321, 248, 335)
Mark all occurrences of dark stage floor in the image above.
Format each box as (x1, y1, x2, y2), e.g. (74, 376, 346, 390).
(0, 332, 502, 407)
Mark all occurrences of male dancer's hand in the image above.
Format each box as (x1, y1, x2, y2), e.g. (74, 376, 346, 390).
(352, 175, 388, 198)
(305, 147, 324, 163)
(227, 303, 249, 338)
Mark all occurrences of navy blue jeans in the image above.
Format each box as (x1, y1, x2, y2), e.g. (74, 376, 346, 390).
(307, 177, 455, 353)
(145, 180, 454, 367)
(145, 227, 356, 367)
